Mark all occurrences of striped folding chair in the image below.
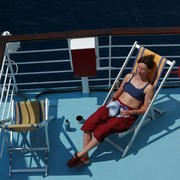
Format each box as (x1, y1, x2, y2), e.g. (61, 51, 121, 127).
(0, 98, 54, 176)
(104, 41, 176, 158)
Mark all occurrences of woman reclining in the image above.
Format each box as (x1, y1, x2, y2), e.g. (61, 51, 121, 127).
(67, 54, 155, 168)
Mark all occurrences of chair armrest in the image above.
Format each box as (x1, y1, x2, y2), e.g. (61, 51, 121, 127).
(38, 116, 55, 128)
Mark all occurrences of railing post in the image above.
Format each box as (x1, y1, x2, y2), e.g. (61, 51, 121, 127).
(81, 77, 90, 94)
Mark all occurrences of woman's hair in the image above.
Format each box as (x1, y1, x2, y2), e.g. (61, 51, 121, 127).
(137, 54, 154, 69)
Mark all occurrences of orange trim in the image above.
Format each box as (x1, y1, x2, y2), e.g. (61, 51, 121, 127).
(132, 47, 167, 88)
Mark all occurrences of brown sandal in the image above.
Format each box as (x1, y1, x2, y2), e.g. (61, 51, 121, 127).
(80, 156, 90, 164)
(67, 153, 84, 168)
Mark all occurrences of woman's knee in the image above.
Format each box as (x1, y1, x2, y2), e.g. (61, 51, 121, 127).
(94, 127, 113, 143)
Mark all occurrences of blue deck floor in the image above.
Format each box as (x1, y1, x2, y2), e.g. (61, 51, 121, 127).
(0, 87, 180, 180)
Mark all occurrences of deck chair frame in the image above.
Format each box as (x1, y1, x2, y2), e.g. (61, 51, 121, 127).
(104, 41, 176, 158)
(0, 98, 54, 176)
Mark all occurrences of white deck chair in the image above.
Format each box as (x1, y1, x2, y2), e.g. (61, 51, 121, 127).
(0, 98, 54, 176)
(104, 41, 176, 158)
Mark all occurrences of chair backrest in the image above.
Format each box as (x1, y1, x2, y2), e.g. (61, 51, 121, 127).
(14, 100, 45, 131)
(102, 42, 175, 106)
(131, 47, 167, 88)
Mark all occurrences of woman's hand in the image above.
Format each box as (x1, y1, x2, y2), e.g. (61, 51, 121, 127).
(120, 110, 130, 116)
(120, 109, 137, 116)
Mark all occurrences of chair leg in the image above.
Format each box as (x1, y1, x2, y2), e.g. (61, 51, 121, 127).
(105, 137, 125, 153)
(45, 149, 48, 177)
(7, 130, 49, 176)
(9, 151, 12, 177)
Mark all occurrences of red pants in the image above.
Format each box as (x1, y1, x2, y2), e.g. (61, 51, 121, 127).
(81, 102, 138, 142)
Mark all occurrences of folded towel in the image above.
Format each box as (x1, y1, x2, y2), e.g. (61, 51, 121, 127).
(106, 101, 129, 118)
(106, 101, 120, 117)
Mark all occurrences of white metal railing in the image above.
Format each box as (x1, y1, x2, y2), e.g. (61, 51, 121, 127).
(0, 46, 18, 121)
(0, 33, 180, 98)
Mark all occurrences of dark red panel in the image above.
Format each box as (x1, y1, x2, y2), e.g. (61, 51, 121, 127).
(71, 48, 96, 77)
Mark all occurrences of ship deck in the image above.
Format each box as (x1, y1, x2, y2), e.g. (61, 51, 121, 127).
(0, 87, 180, 180)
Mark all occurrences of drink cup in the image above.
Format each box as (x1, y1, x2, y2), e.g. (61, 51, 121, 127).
(76, 115, 84, 124)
